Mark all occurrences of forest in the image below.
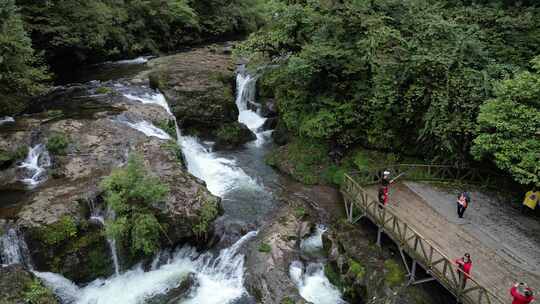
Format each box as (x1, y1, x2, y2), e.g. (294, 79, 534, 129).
(1, 0, 539, 187)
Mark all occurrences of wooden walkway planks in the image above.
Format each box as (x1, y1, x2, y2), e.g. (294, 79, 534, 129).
(341, 174, 540, 304)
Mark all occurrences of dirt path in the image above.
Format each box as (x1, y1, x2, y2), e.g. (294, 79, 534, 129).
(365, 182, 540, 302)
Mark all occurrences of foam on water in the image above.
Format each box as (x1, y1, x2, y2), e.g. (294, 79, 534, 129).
(18, 144, 51, 188)
(121, 120, 172, 140)
(289, 262, 346, 304)
(300, 224, 327, 253)
(235, 73, 267, 147)
(36, 231, 257, 304)
(0, 116, 15, 125)
(180, 136, 260, 196)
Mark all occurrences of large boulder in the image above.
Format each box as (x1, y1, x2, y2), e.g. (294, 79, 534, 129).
(214, 122, 256, 150)
(0, 264, 58, 304)
(143, 46, 238, 132)
(244, 202, 312, 304)
(5, 82, 220, 283)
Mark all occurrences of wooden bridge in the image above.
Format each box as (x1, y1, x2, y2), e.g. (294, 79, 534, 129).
(341, 164, 528, 304)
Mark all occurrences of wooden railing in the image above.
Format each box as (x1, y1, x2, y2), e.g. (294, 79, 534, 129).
(348, 164, 514, 190)
(341, 174, 506, 304)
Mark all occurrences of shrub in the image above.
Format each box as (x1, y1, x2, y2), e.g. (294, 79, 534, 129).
(192, 193, 220, 238)
(384, 259, 406, 287)
(155, 119, 177, 139)
(46, 132, 69, 155)
(39, 216, 78, 246)
(23, 278, 55, 304)
(101, 154, 169, 256)
(258, 242, 271, 253)
(348, 258, 366, 281)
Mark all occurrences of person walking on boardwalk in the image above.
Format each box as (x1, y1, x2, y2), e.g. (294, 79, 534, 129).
(510, 282, 535, 304)
(454, 253, 472, 288)
(378, 170, 392, 207)
(522, 189, 539, 213)
(457, 191, 470, 218)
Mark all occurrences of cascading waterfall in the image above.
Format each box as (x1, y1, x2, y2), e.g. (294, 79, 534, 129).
(124, 90, 260, 197)
(0, 225, 33, 268)
(290, 262, 347, 304)
(36, 231, 257, 304)
(89, 202, 121, 276)
(235, 72, 269, 147)
(18, 144, 51, 187)
(0, 116, 15, 125)
(290, 224, 347, 304)
(120, 120, 172, 140)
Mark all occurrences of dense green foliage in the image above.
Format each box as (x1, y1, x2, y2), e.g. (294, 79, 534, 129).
(101, 154, 169, 256)
(240, 0, 540, 186)
(0, 0, 268, 116)
(472, 56, 540, 186)
(0, 0, 49, 116)
(46, 132, 69, 155)
(22, 278, 55, 304)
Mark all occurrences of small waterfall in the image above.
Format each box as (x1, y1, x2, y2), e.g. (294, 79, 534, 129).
(18, 144, 51, 187)
(0, 225, 33, 268)
(112, 57, 149, 65)
(123, 90, 259, 197)
(89, 202, 120, 275)
(36, 231, 257, 304)
(300, 224, 327, 253)
(289, 262, 347, 304)
(0, 116, 15, 125)
(120, 120, 172, 140)
(235, 73, 268, 146)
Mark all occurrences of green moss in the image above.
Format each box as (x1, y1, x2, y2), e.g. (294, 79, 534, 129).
(23, 278, 55, 304)
(348, 258, 366, 281)
(46, 110, 63, 119)
(258, 242, 272, 253)
(155, 119, 177, 139)
(161, 141, 183, 165)
(46, 132, 69, 155)
(324, 263, 343, 290)
(192, 194, 220, 238)
(0, 146, 28, 166)
(384, 259, 406, 287)
(149, 70, 169, 90)
(280, 297, 294, 304)
(294, 207, 306, 218)
(39, 216, 78, 246)
(95, 87, 112, 94)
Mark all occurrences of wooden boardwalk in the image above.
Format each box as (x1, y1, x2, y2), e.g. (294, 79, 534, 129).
(342, 173, 540, 304)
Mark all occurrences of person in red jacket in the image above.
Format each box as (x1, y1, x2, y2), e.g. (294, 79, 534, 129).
(454, 253, 472, 288)
(511, 283, 535, 304)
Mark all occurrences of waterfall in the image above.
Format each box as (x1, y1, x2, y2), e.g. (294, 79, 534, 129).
(300, 224, 327, 253)
(89, 203, 121, 276)
(36, 231, 257, 304)
(123, 90, 259, 197)
(235, 73, 268, 147)
(289, 262, 347, 304)
(0, 116, 15, 125)
(112, 57, 149, 65)
(0, 225, 33, 268)
(18, 144, 51, 187)
(120, 120, 172, 140)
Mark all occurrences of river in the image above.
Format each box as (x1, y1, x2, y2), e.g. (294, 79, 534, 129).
(0, 56, 345, 304)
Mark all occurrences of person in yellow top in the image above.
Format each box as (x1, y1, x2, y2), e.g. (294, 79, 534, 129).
(523, 189, 539, 211)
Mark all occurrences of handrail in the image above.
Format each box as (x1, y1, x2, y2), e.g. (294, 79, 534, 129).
(341, 174, 506, 304)
(347, 163, 515, 190)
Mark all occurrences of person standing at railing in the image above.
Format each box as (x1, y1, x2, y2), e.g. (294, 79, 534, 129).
(457, 192, 471, 218)
(378, 170, 392, 207)
(454, 253, 472, 289)
(510, 282, 535, 304)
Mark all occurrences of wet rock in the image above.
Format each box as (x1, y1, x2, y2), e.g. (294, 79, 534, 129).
(214, 122, 256, 150)
(244, 204, 311, 304)
(146, 272, 197, 304)
(272, 119, 290, 146)
(7, 81, 220, 283)
(259, 117, 278, 132)
(0, 264, 58, 304)
(143, 47, 238, 132)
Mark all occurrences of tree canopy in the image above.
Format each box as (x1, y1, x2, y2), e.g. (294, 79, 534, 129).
(239, 0, 540, 186)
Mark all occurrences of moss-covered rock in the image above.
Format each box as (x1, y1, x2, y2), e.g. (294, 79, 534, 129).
(0, 264, 58, 304)
(24, 215, 114, 283)
(214, 122, 256, 149)
(145, 47, 238, 133)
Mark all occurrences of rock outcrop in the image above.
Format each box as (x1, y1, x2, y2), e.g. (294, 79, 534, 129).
(0, 265, 58, 304)
(0, 81, 220, 283)
(143, 46, 238, 133)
